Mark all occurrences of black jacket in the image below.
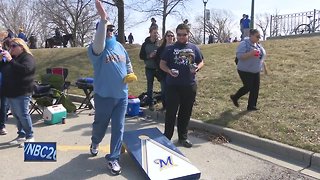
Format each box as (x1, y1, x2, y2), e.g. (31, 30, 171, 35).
(154, 45, 167, 79)
(1, 52, 36, 98)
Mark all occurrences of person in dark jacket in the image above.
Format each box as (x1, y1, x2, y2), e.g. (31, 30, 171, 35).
(28, 33, 37, 49)
(0, 42, 9, 135)
(154, 30, 175, 111)
(6, 29, 15, 39)
(150, 17, 158, 29)
(1, 38, 36, 147)
(139, 26, 159, 111)
(128, 33, 134, 44)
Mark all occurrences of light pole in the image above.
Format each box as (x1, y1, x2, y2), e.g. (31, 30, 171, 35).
(250, 0, 254, 28)
(203, 0, 208, 44)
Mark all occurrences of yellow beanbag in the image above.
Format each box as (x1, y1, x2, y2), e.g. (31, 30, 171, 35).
(124, 73, 137, 83)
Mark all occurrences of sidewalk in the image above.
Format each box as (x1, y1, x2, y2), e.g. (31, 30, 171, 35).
(0, 110, 316, 180)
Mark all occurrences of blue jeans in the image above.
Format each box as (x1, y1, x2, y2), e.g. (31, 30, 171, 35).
(145, 68, 156, 106)
(8, 96, 33, 139)
(0, 96, 9, 129)
(91, 94, 128, 161)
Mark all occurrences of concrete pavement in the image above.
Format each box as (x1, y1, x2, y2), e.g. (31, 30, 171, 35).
(0, 110, 316, 180)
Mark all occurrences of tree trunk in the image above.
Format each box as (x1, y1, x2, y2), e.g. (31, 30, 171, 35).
(162, 0, 168, 36)
(116, 0, 125, 44)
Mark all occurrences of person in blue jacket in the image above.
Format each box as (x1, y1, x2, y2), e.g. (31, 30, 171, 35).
(17, 28, 27, 42)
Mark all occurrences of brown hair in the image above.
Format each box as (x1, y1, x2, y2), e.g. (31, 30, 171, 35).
(159, 30, 175, 48)
(176, 23, 190, 33)
(249, 29, 260, 36)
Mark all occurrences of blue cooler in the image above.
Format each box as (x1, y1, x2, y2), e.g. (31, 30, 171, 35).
(127, 98, 140, 116)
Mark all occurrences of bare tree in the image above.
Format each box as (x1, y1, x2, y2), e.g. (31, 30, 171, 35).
(128, 0, 189, 36)
(0, 0, 43, 38)
(256, 13, 270, 40)
(196, 9, 235, 43)
(270, 9, 280, 37)
(101, 0, 126, 44)
(38, 0, 98, 47)
(189, 30, 202, 45)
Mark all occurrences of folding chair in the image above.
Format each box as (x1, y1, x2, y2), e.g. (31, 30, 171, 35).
(29, 83, 52, 115)
(40, 74, 76, 113)
(46, 67, 71, 94)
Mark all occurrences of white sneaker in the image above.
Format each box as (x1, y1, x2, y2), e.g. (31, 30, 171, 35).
(19, 137, 35, 148)
(90, 144, 99, 156)
(9, 137, 26, 145)
(107, 160, 121, 175)
(0, 128, 8, 135)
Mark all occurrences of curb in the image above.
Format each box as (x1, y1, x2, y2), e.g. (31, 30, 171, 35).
(312, 153, 320, 171)
(68, 94, 320, 172)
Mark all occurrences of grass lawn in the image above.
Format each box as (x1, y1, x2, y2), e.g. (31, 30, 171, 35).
(32, 38, 320, 152)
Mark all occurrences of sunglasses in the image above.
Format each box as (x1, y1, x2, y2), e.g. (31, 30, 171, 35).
(107, 28, 114, 32)
(10, 44, 20, 48)
(167, 34, 174, 37)
(177, 33, 188, 37)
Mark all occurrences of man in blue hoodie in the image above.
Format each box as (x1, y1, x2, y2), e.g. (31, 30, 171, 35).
(87, 0, 136, 175)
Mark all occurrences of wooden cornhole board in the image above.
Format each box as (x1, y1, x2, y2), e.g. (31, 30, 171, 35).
(123, 128, 201, 180)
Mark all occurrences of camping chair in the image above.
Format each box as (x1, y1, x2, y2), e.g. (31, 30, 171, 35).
(29, 83, 52, 115)
(39, 74, 76, 113)
(29, 74, 66, 115)
(46, 67, 71, 94)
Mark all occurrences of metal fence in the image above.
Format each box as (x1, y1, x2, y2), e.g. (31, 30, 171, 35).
(270, 9, 320, 37)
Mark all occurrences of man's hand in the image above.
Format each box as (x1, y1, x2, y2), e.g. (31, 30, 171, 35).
(95, 0, 107, 20)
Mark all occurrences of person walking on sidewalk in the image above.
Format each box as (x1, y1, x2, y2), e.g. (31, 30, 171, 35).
(1, 38, 36, 146)
(230, 29, 266, 111)
(139, 26, 160, 111)
(160, 23, 204, 148)
(87, 0, 136, 176)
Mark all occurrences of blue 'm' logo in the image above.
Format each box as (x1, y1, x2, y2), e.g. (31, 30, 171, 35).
(154, 156, 176, 170)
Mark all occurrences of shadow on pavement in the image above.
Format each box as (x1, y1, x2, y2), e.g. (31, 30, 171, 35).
(25, 153, 144, 180)
(0, 141, 20, 150)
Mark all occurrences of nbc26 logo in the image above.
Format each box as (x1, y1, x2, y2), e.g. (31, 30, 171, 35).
(24, 142, 56, 162)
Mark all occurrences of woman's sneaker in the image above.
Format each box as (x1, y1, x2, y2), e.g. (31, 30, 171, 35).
(0, 128, 7, 135)
(90, 144, 99, 156)
(19, 137, 35, 148)
(107, 160, 121, 175)
(9, 137, 26, 145)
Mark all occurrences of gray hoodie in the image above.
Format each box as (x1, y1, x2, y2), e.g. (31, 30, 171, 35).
(139, 37, 159, 69)
(236, 39, 266, 73)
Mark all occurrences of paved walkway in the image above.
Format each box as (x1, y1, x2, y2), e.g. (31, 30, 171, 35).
(0, 110, 315, 180)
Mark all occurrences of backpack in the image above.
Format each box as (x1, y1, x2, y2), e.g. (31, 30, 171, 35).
(234, 57, 239, 65)
(234, 41, 251, 65)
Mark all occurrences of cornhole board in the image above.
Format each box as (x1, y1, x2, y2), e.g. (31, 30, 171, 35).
(123, 128, 201, 180)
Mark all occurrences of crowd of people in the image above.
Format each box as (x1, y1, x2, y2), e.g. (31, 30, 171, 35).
(3, 28, 37, 49)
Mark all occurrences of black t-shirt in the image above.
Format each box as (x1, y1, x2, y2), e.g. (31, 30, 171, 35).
(161, 42, 203, 86)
